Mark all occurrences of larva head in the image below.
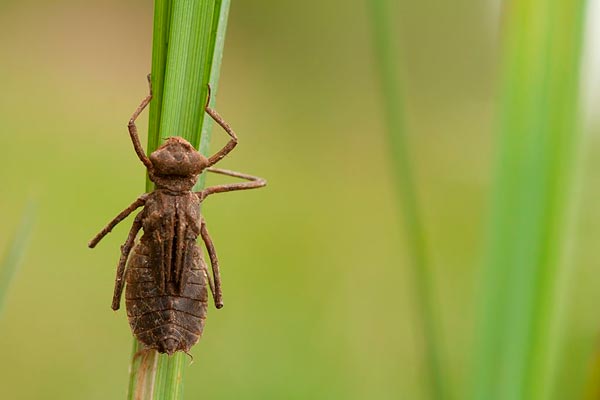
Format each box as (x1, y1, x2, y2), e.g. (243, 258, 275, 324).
(148, 137, 208, 191)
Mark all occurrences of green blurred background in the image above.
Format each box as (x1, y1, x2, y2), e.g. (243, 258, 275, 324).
(0, 0, 599, 399)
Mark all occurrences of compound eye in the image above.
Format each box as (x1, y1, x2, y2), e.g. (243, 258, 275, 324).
(196, 153, 209, 170)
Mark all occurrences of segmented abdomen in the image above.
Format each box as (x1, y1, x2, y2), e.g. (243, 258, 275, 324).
(125, 241, 208, 354)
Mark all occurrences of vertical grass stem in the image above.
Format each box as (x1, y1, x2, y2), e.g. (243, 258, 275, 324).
(128, 1, 231, 398)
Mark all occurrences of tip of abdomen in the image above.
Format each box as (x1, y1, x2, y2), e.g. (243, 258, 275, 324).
(158, 337, 180, 355)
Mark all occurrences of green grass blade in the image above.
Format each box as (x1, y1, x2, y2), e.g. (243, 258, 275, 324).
(198, 0, 230, 189)
(0, 200, 35, 317)
(471, 2, 587, 400)
(128, 1, 230, 399)
(368, 1, 447, 399)
(146, 0, 173, 168)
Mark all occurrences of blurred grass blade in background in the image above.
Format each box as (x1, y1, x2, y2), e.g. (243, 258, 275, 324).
(0, 200, 35, 317)
(368, 1, 448, 399)
(471, 2, 587, 400)
(128, 0, 230, 399)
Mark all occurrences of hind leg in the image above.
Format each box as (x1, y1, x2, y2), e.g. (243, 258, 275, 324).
(200, 219, 223, 309)
(112, 213, 143, 310)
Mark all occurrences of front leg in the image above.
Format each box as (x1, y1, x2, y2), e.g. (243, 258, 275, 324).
(204, 85, 238, 167)
(128, 75, 154, 170)
(200, 218, 223, 309)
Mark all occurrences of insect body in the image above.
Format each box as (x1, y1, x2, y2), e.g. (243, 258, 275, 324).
(89, 78, 266, 355)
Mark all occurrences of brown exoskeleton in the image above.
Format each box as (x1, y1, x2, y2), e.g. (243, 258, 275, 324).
(89, 77, 266, 355)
